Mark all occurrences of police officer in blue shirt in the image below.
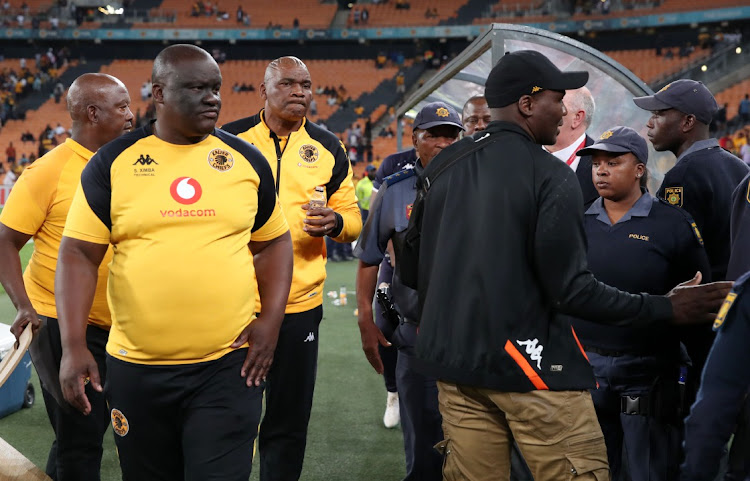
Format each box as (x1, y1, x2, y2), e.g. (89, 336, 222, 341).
(633, 81, 750, 410)
(370, 136, 418, 429)
(355, 101, 463, 481)
(681, 271, 750, 481)
(569, 126, 711, 481)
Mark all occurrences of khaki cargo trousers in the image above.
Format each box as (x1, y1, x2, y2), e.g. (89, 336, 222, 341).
(436, 381, 610, 481)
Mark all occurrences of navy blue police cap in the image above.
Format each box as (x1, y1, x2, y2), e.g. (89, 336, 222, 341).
(633, 79, 718, 125)
(413, 102, 464, 130)
(484, 50, 589, 108)
(577, 126, 649, 164)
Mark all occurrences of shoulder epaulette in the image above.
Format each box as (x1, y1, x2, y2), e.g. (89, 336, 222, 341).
(383, 168, 416, 187)
(713, 270, 750, 330)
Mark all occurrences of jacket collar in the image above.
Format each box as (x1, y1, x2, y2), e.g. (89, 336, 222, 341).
(259, 109, 307, 139)
(485, 121, 536, 143)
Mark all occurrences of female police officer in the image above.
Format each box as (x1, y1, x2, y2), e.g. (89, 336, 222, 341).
(569, 126, 710, 481)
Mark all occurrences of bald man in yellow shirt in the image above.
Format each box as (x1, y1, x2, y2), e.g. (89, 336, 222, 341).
(0, 73, 133, 480)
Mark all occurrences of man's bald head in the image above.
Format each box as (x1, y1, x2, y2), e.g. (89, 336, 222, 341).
(264, 56, 308, 85)
(66, 72, 133, 152)
(67, 73, 128, 122)
(152, 44, 216, 85)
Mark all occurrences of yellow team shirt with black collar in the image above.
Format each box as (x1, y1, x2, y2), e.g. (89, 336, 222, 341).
(0, 138, 112, 328)
(63, 123, 289, 365)
(222, 110, 362, 314)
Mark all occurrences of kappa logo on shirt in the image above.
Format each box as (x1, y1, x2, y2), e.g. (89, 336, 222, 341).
(133, 154, 158, 166)
(133, 154, 158, 176)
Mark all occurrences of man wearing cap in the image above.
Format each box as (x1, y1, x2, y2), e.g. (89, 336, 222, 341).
(356, 164, 377, 223)
(400, 50, 732, 480)
(355, 101, 463, 481)
(633, 79, 750, 410)
(569, 126, 709, 481)
(546, 86, 599, 208)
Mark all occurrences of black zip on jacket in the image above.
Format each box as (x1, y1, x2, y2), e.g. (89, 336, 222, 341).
(410, 121, 673, 393)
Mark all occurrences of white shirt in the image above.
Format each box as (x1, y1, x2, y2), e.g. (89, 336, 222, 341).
(548, 133, 587, 172)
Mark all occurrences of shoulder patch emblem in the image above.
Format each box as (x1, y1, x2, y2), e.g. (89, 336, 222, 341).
(690, 222, 704, 246)
(207, 148, 234, 172)
(299, 144, 319, 163)
(111, 408, 130, 437)
(664, 187, 683, 207)
(713, 292, 737, 330)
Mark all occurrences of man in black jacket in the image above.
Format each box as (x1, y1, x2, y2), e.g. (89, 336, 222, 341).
(405, 50, 731, 480)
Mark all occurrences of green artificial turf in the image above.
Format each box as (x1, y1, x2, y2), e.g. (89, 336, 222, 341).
(0, 259, 407, 481)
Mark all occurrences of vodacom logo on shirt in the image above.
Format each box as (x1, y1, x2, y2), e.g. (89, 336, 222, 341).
(170, 177, 202, 205)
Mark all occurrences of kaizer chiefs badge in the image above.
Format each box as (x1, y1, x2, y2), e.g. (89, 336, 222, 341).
(299, 144, 319, 163)
(111, 408, 130, 437)
(208, 148, 234, 172)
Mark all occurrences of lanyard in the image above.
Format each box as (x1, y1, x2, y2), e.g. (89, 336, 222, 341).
(566, 138, 587, 166)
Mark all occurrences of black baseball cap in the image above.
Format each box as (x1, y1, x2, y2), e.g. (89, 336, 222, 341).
(577, 126, 649, 164)
(484, 50, 589, 108)
(632, 79, 718, 125)
(413, 102, 464, 130)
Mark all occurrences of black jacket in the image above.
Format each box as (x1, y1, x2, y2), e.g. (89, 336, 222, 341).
(409, 121, 673, 392)
(656, 140, 749, 281)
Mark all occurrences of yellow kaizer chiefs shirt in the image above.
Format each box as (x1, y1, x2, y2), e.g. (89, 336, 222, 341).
(222, 111, 362, 314)
(63, 123, 289, 365)
(0, 138, 112, 328)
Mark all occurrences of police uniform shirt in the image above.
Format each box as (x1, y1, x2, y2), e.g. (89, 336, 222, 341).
(727, 173, 750, 280)
(222, 111, 361, 314)
(62, 123, 288, 365)
(0, 138, 113, 328)
(656, 138, 749, 281)
(571, 192, 710, 353)
(372, 148, 417, 191)
(354, 167, 420, 321)
(681, 272, 750, 481)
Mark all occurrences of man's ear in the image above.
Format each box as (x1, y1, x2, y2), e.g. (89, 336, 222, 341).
(86, 104, 98, 123)
(152, 84, 164, 104)
(682, 114, 697, 133)
(260, 82, 267, 102)
(517, 95, 533, 117)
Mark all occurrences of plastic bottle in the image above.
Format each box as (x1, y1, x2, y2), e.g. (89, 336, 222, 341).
(339, 286, 347, 306)
(309, 186, 327, 209)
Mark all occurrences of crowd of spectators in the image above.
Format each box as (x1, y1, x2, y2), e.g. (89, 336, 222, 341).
(0, 47, 69, 132)
(190, 1, 231, 21)
(340, 120, 373, 166)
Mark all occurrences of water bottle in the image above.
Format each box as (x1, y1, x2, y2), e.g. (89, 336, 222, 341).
(309, 186, 327, 209)
(339, 286, 347, 306)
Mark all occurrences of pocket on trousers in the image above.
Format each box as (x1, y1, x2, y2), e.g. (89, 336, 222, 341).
(565, 434, 610, 481)
(435, 437, 460, 481)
